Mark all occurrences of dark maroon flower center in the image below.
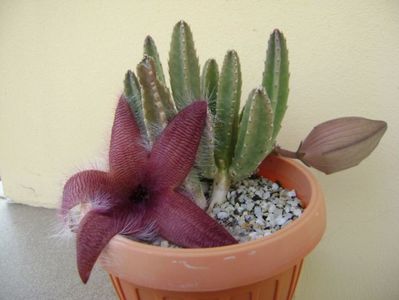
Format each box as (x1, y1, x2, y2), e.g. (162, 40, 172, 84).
(130, 184, 150, 203)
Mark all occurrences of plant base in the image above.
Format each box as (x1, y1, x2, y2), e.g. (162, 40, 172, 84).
(110, 259, 303, 300)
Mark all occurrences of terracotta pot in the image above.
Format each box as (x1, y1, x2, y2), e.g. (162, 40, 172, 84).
(99, 155, 326, 300)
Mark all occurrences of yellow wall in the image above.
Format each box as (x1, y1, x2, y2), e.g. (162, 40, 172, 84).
(1, 1, 398, 299)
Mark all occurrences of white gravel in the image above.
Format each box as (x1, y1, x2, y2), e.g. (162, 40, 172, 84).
(209, 176, 304, 243)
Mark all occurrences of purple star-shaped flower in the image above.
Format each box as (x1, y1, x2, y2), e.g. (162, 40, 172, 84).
(61, 96, 236, 283)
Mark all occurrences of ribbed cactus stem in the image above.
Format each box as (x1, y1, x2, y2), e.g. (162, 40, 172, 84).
(196, 114, 216, 179)
(230, 87, 274, 181)
(168, 22, 216, 180)
(207, 168, 231, 212)
(214, 50, 242, 170)
(262, 29, 289, 141)
(168, 20, 201, 110)
(137, 56, 176, 142)
(201, 59, 219, 115)
(124, 70, 146, 137)
(144, 35, 166, 85)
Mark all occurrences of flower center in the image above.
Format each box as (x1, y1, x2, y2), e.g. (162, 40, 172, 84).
(130, 184, 150, 203)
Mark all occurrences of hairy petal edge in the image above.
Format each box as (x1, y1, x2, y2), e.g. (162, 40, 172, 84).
(61, 170, 111, 218)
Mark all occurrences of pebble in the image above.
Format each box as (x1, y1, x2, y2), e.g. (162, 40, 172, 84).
(271, 183, 279, 191)
(246, 201, 255, 211)
(255, 218, 265, 226)
(275, 216, 287, 226)
(254, 206, 262, 218)
(293, 208, 302, 217)
(217, 211, 229, 220)
(160, 240, 169, 247)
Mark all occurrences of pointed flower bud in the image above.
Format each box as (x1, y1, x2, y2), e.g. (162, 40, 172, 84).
(297, 117, 387, 174)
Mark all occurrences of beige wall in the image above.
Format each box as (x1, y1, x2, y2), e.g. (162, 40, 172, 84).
(1, 1, 398, 299)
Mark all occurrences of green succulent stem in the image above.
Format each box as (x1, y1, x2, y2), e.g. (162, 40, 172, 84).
(214, 50, 242, 170)
(196, 117, 216, 179)
(262, 29, 289, 141)
(124, 70, 146, 137)
(168, 20, 201, 110)
(208, 169, 231, 212)
(201, 59, 219, 115)
(144, 36, 166, 85)
(123, 22, 294, 212)
(230, 87, 274, 181)
(137, 56, 176, 142)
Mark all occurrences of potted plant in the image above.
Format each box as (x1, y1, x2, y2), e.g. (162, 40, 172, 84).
(60, 21, 387, 299)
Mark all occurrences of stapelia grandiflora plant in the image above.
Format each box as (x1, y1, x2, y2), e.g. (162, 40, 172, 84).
(61, 20, 387, 284)
(123, 20, 387, 211)
(61, 98, 236, 283)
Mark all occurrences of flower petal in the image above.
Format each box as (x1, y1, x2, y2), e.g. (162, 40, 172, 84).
(76, 205, 150, 283)
(147, 101, 207, 189)
(149, 191, 237, 248)
(109, 96, 148, 188)
(61, 170, 111, 218)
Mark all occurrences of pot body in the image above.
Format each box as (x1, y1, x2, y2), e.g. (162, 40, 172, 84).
(109, 260, 303, 300)
(100, 156, 326, 300)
